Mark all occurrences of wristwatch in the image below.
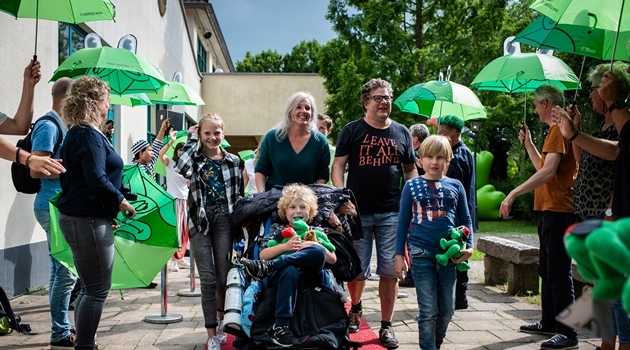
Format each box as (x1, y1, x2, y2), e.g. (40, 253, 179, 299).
(605, 208, 613, 217)
(608, 99, 627, 112)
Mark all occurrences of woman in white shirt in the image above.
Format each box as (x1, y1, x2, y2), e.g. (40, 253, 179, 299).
(159, 129, 191, 272)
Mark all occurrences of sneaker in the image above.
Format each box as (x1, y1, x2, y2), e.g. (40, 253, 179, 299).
(168, 261, 179, 272)
(378, 326, 400, 349)
(436, 339, 444, 349)
(177, 258, 190, 269)
(51, 334, 75, 349)
(455, 299, 468, 310)
(241, 258, 275, 281)
(540, 334, 579, 350)
(268, 325, 299, 347)
(398, 276, 415, 288)
(203, 336, 221, 350)
(519, 321, 556, 335)
(348, 309, 362, 333)
(217, 319, 227, 344)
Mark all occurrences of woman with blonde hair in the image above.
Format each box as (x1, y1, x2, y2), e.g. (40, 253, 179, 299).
(255, 92, 330, 191)
(56, 76, 136, 350)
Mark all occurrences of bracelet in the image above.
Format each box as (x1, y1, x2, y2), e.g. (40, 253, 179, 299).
(569, 130, 580, 141)
(25, 154, 32, 169)
(15, 147, 22, 164)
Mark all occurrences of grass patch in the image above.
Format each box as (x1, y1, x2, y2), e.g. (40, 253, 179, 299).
(470, 250, 484, 261)
(479, 220, 537, 234)
(25, 286, 46, 295)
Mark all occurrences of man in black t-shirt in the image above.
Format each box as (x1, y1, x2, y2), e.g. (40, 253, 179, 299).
(332, 78, 417, 349)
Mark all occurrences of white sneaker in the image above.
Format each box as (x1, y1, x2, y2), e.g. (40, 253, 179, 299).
(177, 258, 190, 269)
(168, 261, 179, 272)
(217, 319, 227, 344)
(204, 336, 221, 350)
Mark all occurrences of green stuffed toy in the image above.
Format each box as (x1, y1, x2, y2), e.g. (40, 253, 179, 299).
(436, 225, 471, 271)
(267, 219, 336, 253)
(565, 218, 630, 312)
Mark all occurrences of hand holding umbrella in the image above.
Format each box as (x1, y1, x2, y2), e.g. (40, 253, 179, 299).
(518, 124, 531, 148)
(119, 199, 136, 219)
(24, 59, 41, 85)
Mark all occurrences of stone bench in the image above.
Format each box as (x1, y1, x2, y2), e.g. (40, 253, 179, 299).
(476, 236, 539, 296)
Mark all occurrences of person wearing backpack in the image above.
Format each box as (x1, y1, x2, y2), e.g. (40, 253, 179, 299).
(0, 60, 64, 175)
(30, 77, 78, 349)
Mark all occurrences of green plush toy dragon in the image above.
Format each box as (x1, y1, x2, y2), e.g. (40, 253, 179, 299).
(436, 225, 471, 271)
(266, 218, 336, 253)
(565, 218, 630, 312)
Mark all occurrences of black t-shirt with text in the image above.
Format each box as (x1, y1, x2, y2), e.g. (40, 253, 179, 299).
(335, 118, 416, 214)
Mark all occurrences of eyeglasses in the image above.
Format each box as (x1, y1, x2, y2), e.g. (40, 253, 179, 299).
(369, 95, 392, 103)
(587, 86, 600, 95)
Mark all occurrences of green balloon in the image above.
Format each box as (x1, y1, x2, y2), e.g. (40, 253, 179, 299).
(477, 184, 506, 220)
(475, 151, 494, 190)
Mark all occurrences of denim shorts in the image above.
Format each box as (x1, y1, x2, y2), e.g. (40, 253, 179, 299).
(353, 212, 398, 280)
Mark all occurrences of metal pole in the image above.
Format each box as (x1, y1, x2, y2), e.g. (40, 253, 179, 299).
(473, 133, 479, 232)
(144, 266, 183, 324)
(178, 243, 200, 297)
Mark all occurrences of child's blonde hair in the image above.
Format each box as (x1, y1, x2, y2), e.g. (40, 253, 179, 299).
(277, 184, 318, 223)
(198, 112, 225, 131)
(419, 135, 453, 161)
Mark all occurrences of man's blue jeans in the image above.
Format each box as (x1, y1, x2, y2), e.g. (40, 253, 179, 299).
(353, 212, 398, 280)
(409, 244, 456, 350)
(34, 208, 77, 343)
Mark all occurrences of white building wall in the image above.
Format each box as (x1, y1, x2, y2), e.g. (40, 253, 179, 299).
(0, 1, 208, 295)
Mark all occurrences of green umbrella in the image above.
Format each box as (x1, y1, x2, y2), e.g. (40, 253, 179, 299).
(520, 0, 630, 62)
(146, 81, 206, 106)
(154, 130, 231, 177)
(0, 0, 116, 59)
(394, 80, 487, 121)
(49, 47, 167, 95)
(50, 165, 178, 289)
(238, 149, 255, 161)
(471, 52, 580, 93)
(110, 93, 152, 107)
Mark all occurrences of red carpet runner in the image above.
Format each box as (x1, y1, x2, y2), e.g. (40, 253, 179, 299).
(223, 301, 381, 349)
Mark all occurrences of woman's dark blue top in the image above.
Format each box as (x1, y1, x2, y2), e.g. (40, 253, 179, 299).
(57, 125, 125, 219)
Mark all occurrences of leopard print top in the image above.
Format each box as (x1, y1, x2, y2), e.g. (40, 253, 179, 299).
(573, 123, 618, 217)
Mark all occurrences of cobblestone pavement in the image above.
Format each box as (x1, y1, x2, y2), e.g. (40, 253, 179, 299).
(1, 254, 602, 349)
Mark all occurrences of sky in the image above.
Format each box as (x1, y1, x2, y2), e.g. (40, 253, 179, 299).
(211, 1, 338, 67)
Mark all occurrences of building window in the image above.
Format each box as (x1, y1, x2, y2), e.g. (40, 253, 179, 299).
(197, 37, 208, 73)
(58, 23, 87, 65)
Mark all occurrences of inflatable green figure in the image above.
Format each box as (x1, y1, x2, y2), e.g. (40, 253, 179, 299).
(564, 218, 630, 312)
(436, 225, 471, 271)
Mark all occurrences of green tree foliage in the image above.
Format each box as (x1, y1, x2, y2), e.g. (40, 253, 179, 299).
(236, 40, 322, 73)
(236, 50, 283, 72)
(283, 40, 322, 73)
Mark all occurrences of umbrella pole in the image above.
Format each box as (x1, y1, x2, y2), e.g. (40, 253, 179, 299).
(573, 56, 586, 106)
(33, 0, 39, 61)
(144, 266, 183, 324)
(611, 0, 626, 67)
(178, 245, 200, 297)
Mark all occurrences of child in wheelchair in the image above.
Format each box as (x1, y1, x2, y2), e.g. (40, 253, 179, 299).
(241, 183, 337, 347)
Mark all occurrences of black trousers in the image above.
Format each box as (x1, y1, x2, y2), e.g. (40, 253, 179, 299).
(538, 211, 579, 339)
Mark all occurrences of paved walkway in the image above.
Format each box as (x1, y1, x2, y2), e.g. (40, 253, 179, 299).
(1, 259, 602, 349)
